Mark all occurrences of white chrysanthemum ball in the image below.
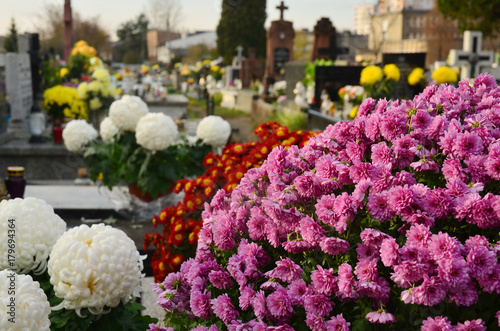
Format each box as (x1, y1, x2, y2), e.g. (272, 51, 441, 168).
(62, 119, 98, 153)
(0, 270, 51, 330)
(196, 115, 231, 147)
(48, 224, 144, 315)
(108, 95, 148, 131)
(0, 198, 66, 274)
(135, 113, 178, 151)
(99, 117, 120, 142)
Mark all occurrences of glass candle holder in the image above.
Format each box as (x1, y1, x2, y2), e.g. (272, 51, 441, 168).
(5, 166, 26, 199)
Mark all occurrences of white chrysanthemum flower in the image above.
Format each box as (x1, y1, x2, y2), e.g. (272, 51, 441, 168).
(48, 224, 145, 316)
(196, 115, 231, 147)
(108, 95, 148, 131)
(0, 270, 51, 330)
(135, 113, 178, 151)
(0, 198, 66, 274)
(63, 119, 98, 153)
(100, 117, 120, 142)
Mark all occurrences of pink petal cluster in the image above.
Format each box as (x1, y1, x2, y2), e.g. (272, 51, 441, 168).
(153, 74, 500, 330)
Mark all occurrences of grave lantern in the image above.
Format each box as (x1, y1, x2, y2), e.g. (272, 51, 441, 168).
(28, 101, 46, 143)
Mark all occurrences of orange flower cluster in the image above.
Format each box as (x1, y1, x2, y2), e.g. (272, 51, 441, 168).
(144, 122, 316, 282)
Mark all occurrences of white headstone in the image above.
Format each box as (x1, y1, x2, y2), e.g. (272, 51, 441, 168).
(6, 53, 32, 137)
(448, 31, 495, 80)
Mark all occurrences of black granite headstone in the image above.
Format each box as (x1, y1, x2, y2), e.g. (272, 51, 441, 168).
(274, 47, 290, 74)
(311, 66, 364, 110)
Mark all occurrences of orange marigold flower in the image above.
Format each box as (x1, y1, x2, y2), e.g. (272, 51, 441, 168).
(184, 181, 194, 193)
(203, 152, 216, 167)
(204, 186, 214, 197)
(171, 254, 184, 267)
(170, 232, 184, 246)
(188, 231, 199, 244)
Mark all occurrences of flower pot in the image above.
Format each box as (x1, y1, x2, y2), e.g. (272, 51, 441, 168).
(128, 182, 174, 203)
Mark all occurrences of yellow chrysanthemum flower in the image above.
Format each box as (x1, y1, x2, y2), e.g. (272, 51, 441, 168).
(383, 64, 401, 81)
(77, 82, 88, 99)
(210, 65, 219, 72)
(89, 97, 103, 111)
(360, 65, 384, 86)
(432, 66, 458, 85)
(408, 67, 425, 86)
(59, 68, 69, 78)
(87, 81, 102, 93)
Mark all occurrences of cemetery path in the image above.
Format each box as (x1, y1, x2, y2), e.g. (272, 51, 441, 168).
(224, 115, 257, 143)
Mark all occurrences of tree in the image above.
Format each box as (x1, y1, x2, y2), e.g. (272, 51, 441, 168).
(3, 18, 19, 52)
(114, 14, 149, 63)
(34, 3, 110, 59)
(147, 0, 182, 32)
(437, 0, 500, 38)
(421, 6, 461, 62)
(216, 0, 267, 64)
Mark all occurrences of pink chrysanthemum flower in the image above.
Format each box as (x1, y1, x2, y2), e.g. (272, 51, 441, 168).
(380, 237, 400, 267)
(421, 316, 455, 331)
(355, 259, 379, 282)
(326, 313, 351, 330)
(319, 237, 350, 256)
(466, 245, 497, 279)
(311, 265, 337, 296)
(303, 294, 334, 316)
(366, 311, 396, 324)
(265, 257, 303, 283)
(287, 279, 309, 306)
(267, 288, 294, 320)
(211, 293, 239, 324)
(367, 191, 394, 222)
(456, 319, 486, 331)
(191, 290, 212, 319)
(452, 131, 484, 159)
(412, 275, 446, 306)
(305, 313, 327, 331)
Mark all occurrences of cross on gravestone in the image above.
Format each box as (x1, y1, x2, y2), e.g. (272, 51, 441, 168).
(276, 1, 288, 21)
(448, 31, 494, 80)
(236, 46, 244, 59)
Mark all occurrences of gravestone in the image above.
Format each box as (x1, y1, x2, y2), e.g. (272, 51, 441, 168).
(312, 18, 336, 61)
(284, 62, 307, 100)
(383, 53, 426, 100)
(224, 46, 245, 87)
(240, 48, 265, 88)
(311, 66, 364, 110)
(264, 1, 295, 88)
(6, 53, 33, 138)
(448, 31, 494, 79)
(0, 55, 7, 138)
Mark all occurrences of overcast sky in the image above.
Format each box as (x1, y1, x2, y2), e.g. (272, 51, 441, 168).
(0, 0, 375, 40)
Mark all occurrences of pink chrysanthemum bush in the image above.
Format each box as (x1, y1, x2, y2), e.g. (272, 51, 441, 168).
(151, 73, 500, 331)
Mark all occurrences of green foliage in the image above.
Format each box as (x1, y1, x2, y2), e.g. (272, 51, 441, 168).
(3, 18, 18, 52)
(303, 59, 334, 87)
(216, 0, 267, 64)
(83, 132, 211, 199)
(437, 0, 500, 37)
(269, 106, 307, 131)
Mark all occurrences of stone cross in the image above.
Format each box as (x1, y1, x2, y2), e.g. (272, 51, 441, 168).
(236, 45, 244, 59)
(276, 1, 288, 21)
(449, 31, 494, 79)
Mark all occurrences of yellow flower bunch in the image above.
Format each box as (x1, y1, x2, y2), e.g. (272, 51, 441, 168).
(432, 66, 458, 84)
(152, 64, 160, 70)
(202, 59, 211, 66)
(59, 68, 69, 78)
(408, 67, 425, 86)
(210, 65, 219, 72)
(70, 40, 97, 58)
(220, 68, 225, 74)
(360, 65, 383, 86)
(180, 65, 191, 76)
(383, 64, 401, 82)
(43, 85, 88, 119)
(91, 69, 111, 85)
